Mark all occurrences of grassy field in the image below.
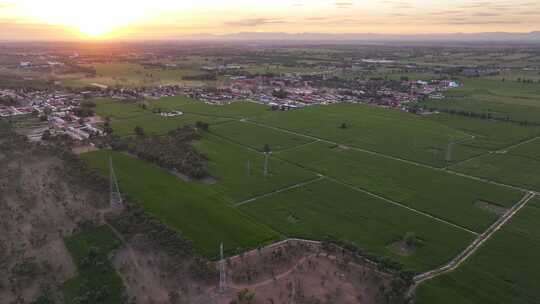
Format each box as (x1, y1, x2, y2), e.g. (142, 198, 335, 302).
(94, 99, 148, 119)
(423, 76, 540, 123)
(195, 134, 318, 203)
(426, 114, 540, 163)
(148, 96, 270, 119)
(110, 113, 229, 136)
(254, 103, 470, 167)
(210, 120, 315, 152)
(451, 138, 540, 192)
(94, 99, 231, 136)
(416, 197, 540, 304)
(62, 226, 124, 304)
(278, 141, 523, 232)
(60, 63, 207, 88)
(240, 179, 475, 272)
(81, 150, 280, 257)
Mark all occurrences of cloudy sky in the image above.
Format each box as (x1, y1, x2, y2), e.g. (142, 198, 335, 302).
(0, 0, 539, 40)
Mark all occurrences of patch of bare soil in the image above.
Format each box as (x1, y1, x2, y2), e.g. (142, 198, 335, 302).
(333, 145, 351, 151)
(0, 133, 107, 303)
(214, 240, 404, 304)
(475, 200, 508, 215)
(388, 240, 415, 257)
(72, 145, 99, 155)
(109, 208, 219, 304)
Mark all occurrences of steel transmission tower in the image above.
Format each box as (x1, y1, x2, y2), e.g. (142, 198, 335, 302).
(219, 243, 226, 293)
(109, 156, 123, 210)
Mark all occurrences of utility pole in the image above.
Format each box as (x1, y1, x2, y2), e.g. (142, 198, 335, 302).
(290, 283, 296, 304)
(264, 152, 272, 177)
(110, 156, 123, 210)
(446, 143, 453, 163)
(219, 243, 226, 293)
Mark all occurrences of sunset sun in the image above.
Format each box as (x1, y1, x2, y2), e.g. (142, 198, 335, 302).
(17, 0, 148, 37)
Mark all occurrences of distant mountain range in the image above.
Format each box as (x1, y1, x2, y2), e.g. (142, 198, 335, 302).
(184, 31, 540, 43)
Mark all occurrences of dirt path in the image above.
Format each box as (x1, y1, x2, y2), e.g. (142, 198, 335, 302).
(445, 136, 540, 170)
(235, 175, 325, 207)
(242, 119, 535, 194)
(228, 253, 318, 290)
(410, 191, 536, 293)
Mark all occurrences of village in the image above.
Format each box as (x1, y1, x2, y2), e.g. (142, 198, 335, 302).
(0, 71, 460, 142)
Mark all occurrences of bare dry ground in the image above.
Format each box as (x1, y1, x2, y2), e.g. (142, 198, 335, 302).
(0, 132, 107, 303)
(214, 240, 406, 304)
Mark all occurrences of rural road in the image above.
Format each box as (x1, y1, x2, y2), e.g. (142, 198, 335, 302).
(411, 191, 536, 289)
(235, 175, 325, 207)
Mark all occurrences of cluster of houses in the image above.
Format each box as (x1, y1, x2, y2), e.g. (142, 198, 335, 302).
(181, 75, 461, 111)
(1, 61, 462, 142)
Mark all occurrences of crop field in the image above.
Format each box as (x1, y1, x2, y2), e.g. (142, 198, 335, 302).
(424, 76, 540, 123)
(94, 99, 231, 136)
(195, 134, 318, 202)
(416, 197, 540, 304)
(62, 226, 124, 304)
(81, 150, 280, 257)
(428, 114, 540, 151)
(82, 95, 533, 288)
(61, 63, 207, 88)
(240, 179, 475, 272)
(278, 141, 523, 232)
(253, 103, 470, 167)
(210, 120, 315, 152)
(94, 99, 148, 119)
(450, 139, 540, 192)
(427, 114, 540, 163)
(424, 98, 540, 124)
(109, 113, 229, 136)
(244, 64, 323, 75)
(148, 96, 270, 118)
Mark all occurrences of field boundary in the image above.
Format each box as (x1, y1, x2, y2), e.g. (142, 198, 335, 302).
(243, 119, 535, 194)
(211, 121, 483, 235)
(324, 176, 480, 236)
(235, 175, 325, 207)
(409, 191, 536, 295)
(447, 135, 540, 169)
(206, 120, 480, 234)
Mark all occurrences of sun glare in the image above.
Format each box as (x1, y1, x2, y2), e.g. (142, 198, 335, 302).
(18, 0, 149, 37)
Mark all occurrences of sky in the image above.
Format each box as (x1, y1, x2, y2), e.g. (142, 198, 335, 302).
(0, 0, 540, 40)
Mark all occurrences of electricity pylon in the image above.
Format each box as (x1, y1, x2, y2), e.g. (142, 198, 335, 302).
(219, 243, 226, 293)
(110, 156, 123, 210)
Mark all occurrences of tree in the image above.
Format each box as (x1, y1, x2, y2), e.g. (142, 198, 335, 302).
(196, 121, 210, 131)
(134, 126, 145, 136)
(263, 144, 272, 153)
(80, 101, 96, 108)
(104, 117, 114, 135)
(232, 289, 256, 304)
(339, 123, 348, 129)
(272, 89, 288, 99)
(41, 130, 52, 141)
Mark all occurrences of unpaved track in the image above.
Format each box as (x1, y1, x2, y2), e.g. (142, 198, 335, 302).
(410, 192, 536, 292)
(242, 119, 537, 194)
(235, 175, 325, 207)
